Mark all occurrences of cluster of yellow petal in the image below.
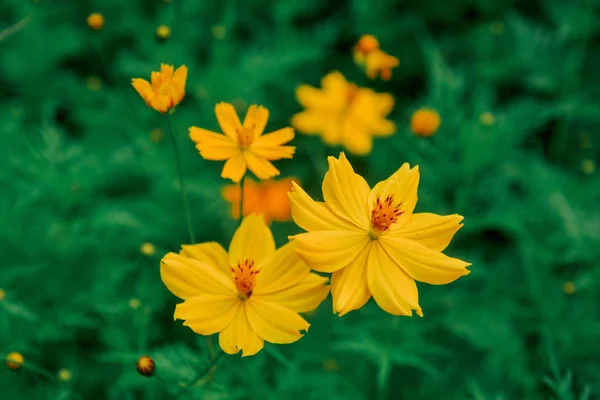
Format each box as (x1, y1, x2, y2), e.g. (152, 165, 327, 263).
(131, 64, 187, 113)
(160, 215, 329, 356)
(292, 71, 395, 155)
(353, 35, 400, 81)
(222, 177, 297, 224)
(288, 153, 471, 317)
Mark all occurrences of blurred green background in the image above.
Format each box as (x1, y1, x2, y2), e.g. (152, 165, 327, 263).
(1, 0, 599, 399)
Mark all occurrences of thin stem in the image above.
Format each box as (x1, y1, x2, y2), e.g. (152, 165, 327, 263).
(190, 351, 226, 387)
(239, 174, 246, 221)
(166, 112, 195, 243)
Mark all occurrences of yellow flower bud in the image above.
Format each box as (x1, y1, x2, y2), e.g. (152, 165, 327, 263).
(129, 298, 142, 310)
(211, 25, 227, 39)
(58, 368, 73, 382)
(140, 242, 156, 256)
(479, 112, 496, 126)
(562, 281, 576, 295)
(136, 356, 155, 377)
(411, 108, 441, 137)
(581, 159, 595, 174)
(0, 289, 5, 301)
(87, 13, 104, 31)
(156, 25, 171, 40)
(6, 352, 24, 370)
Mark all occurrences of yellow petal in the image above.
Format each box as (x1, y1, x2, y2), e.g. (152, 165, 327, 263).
(321, 71, 349, 108)
(174, 293, 238, 335)
(291, 111, 326, 134)
(180, 242, 231, 276)
(228, 214, 276, 266)
(254, 241, 309, 294)
(149, 95, 171, 113)
(215, 102, 242, 141)
(243, 105, 269, 137)
(379, 236, 471, 285)
(330, 243, 371, 316)
(160, 63, 174, 79)
(218, 304, 264, 356)
(221, 152, 247, 183)
(296, 84, 333, 109)
(189, 127, 239, 160)
(288, 181, 361, 232)
(366, 243, 422, 316)
(251, 128, 295, 159)
(391, 213, 464, 251)
(257, 273, 329, 313)
(322, 153, 371, 229)
(160, 252, 235, 299)
(131, 78, 154, 104)
(246, 298, 309, 344)
(321, 118, 344, 145)
(341, 117, 373, 156)
(293, 230, 370, 273)
(172, 65, 188, 105)
(243, 151, 280, 180)
(368, 163, 419, 228)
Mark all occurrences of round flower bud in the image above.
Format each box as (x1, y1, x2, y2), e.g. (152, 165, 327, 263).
(87, 13, 104, 31)
(156, 25, 171, 40)
(411, 108, 441, 137)
(136, 356, 155, 377)
(140, 242, 156, 256)
(6, 352, 24, 370)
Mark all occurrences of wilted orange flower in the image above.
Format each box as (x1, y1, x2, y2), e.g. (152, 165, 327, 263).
(131, 64, 187, 113)
(190, 103, 295, 183)
(411, 108, 441, 137)
(161, 214, 329, 356)
(292, 71, 395, 155)
(222, 177, 297, 224)
(289, 153, 470, 317)
(353, 35, 399, 81)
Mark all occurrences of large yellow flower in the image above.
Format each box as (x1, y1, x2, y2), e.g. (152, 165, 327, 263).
(160, 214, 329, 356)
(190, 103, 295, 183)
(131, 64, 187, 113)
(292, 72, 395, 156)
(288, 153, 471, 317)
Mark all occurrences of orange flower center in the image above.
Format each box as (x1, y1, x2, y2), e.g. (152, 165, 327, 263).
(369, 195, 403, 239)
(231, 259, 259, 299)
(346, 83, 359, 103)
(236, 127, 255, 147)
(357, 35, 379, 54)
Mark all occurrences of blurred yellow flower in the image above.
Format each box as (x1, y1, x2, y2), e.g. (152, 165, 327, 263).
(156, 25, 171, 40)
(562, 281, 576, 295)
(140, 242, 156, 256)
(222, 177, 297, 224)
(6, 352, 24, 370)
(212, 25, 227, 39)
(189, 103, 295, 183)
(160, 214, 329, 356)
(87, 13, 104, 31)
(129, 298, 142, 310)
(411, 108, 441, 137)
(58, 368, 73, 382)
(292, 71, 395, 155)
(289, 153, 470, 317)
(581, 159, 595, 174)
(131, 64, 187, 113)
(479, 112, 495, 126)
(353, 35, 399, 80)
(0, 289, 5, 301)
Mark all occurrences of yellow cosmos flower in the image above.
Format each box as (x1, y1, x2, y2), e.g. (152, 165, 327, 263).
(131, 64, 187, 113)
(292, 72, 395, 155)
(160, 214, 329, 356)
(189, 103, 295, 183)
(288, 153, 471, 317)
(353, 35, 399, 81)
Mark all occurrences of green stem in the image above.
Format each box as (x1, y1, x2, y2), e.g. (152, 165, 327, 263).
(190, 350, 226, 387)
(166, 112, 195, 244)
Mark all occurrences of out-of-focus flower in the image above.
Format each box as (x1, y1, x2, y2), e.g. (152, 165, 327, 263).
(149, 128, 165, 143)
(140, 242, 156, 256)
(212, 25, 227, 39)
(129, 298, 142, 310)
(131, 64, 187, 113)
(156, 25, 171, 40)
(58, 368, 73, 382)
(160, 214, 329, 356)
(411, 108, 441, 137)
(581, 159, 595, 174)
(0, 289, 5, 301)
(353, 35, 399, 81)
(87, 13, 104, 31)
(479, 112, 495, 126)
(289, 153, 470, 317)
(136, 356, 155, 377)
(562, 281, 576, 295)
(6, 352, 24, 370)
(86, 76, 102, 91)
(222, 177, 297, 224)
(292, 71, 395, 155)
(189, 103, 295, 183)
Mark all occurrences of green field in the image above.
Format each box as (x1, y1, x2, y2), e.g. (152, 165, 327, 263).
(1, 0, 599, 399)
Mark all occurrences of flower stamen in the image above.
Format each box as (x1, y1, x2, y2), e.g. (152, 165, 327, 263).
(232, 259, 259, 299)
(236, 126, 255, 147)
(369, 195, 403, 239)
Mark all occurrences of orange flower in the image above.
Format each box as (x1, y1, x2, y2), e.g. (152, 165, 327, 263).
(353, 35, 399, 81)
(222, 178, 297, 224)
(411, 108, 441, 137)
(131, 64, 187, 113)
(87, 13, 104, 31)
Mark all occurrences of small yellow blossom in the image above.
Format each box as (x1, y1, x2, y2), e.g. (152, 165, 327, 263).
(58, 368, 73, 382)
(212, 25, 227, 39)
(87, 13, 104, 31)
(562, 281, 576, 295)
(149, 128, 165, 143)
(479, 112, 495, 126)
(222, 177, 297, 224)
(581, 159, 595, 174)
(140, 242, 156, 256)
(292, 71, 395, 155)
(0, 289, 5, 301)
(411, 108, 441, 137)
(156, 25, 171, 40)
(160, 214, 329, 356)
(86, 76, 102, 91)
(131, 64, 187, 113)
(322, 358, 339, 372)
(136, 356, 155, 377)
(129, 298, 142, 310)
(353, 35, 399, 80)
(6, 352, 24, 370)
(288, 153, 470, 317)
(189, 103, 295, 183)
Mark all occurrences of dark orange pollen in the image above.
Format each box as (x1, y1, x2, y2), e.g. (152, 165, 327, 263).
(231, 259, 259, 299)
(236, 125, 255, 147)
(370, 195, 403, 236)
